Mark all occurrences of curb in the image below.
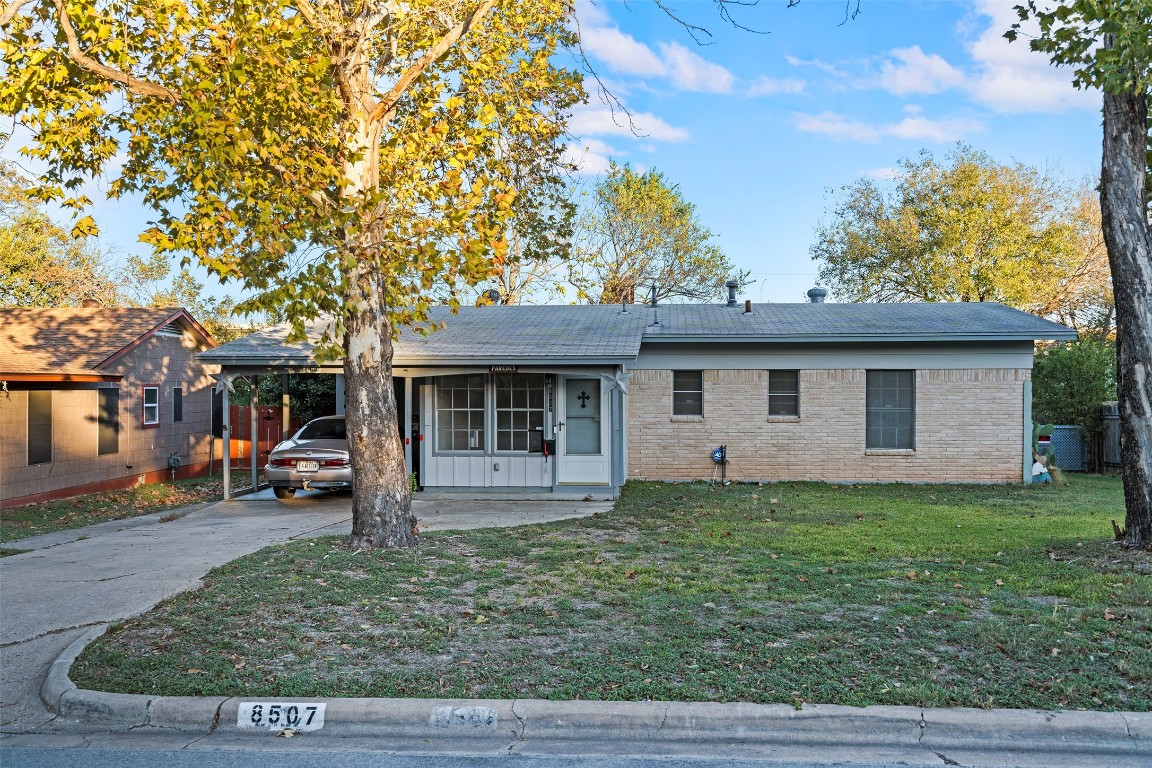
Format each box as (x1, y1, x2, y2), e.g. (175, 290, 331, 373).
(43, 628, 1150, 757)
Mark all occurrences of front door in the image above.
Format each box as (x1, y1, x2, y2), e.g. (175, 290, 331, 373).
(557, 377, 610, 485)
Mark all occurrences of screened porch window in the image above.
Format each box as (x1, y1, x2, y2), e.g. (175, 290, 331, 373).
(435, 374, 485, 451)
(495, 373, 545, 452)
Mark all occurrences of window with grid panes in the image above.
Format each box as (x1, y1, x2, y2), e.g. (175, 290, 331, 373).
(495, 373, 545, 452)
(767, 370, 799, 416)
(435, 374, 485, 451)
(672, 370, 703, 416)
(866, 370, 915, 449)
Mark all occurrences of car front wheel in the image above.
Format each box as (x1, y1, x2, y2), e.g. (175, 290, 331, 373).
(273, 486, 296, 499)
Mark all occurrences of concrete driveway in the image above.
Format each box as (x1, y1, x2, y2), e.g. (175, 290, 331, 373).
(0, 491, 610, 733)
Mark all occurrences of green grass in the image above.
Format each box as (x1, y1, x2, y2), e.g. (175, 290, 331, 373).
(71, 476, 1150, 711)
(0, 473, 253, 545)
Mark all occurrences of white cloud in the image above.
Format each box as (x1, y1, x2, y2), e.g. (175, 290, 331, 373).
(877, 46, 966, 95)
(569, 105, 689, 142)
(580, 25, 667, 77)
(786, 55, 849, 79)
(657, 41, 736, 94)
(563, 138, 620, 175)
(747, 76, 806, 97)
(963, 0, 1099, 114)
(861, 166, 903, 181)
(792, 111, 983, 143)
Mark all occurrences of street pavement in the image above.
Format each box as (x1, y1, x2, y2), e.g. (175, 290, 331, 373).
(1, 490, 1148, 767)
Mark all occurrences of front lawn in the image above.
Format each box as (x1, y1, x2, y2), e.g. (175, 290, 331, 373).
(0, 472, 258, 546)
(71, 476, 1150, 711)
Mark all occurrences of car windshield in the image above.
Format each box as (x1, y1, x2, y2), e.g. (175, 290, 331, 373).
(297, 419, 346, 440)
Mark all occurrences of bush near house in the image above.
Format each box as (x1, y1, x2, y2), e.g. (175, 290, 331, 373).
(72, 477, 1149, 711)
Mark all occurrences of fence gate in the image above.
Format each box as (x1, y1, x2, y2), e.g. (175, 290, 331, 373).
(1049, 425, 1086, 471)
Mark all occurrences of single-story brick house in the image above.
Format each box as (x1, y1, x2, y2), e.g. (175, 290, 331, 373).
(199, 292, 1075, 497)
(0, 307, 219, 508)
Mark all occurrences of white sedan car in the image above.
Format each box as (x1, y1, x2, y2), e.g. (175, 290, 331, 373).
(265, 416, 352, 499)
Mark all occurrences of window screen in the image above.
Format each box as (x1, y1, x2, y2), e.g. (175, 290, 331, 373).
(98, 388, 119, 456)
(767, 370, 800, 416)
(672, 370, 703, 416)
(435, 374, 485, 451)
(172, 386, 183, 423)
(866, 370, 915, 449)
(28, 390, 52, 465)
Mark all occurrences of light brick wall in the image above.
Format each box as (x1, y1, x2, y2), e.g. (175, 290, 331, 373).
(626, 368, 1027, 483)
(0, 331, 218, 504)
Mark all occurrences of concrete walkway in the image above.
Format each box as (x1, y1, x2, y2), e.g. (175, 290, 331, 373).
(1, 492, 1149, 766)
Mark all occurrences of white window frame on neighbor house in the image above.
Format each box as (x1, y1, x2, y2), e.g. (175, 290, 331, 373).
(142, 385, 160, 427)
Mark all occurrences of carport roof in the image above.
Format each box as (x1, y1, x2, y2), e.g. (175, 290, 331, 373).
(198, 301, 1075, 370)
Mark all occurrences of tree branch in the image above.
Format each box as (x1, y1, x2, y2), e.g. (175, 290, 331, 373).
(0, 0, 35, 28)
(51, 0, 180, 102)
(366, 0, 497, 126)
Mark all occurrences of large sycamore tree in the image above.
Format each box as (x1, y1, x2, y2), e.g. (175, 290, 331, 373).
(1011, 1, 1152, 550)
(1, 0, 581, 548)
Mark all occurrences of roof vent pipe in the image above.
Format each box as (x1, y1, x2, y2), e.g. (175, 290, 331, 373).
(806, 287, 828, 304)
(649, 283, 659, 307)
(725, 279, 739, 307)
(744, 299, 752, 314)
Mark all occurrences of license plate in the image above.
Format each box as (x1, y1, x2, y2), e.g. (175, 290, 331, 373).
(296, 460, 319, 472)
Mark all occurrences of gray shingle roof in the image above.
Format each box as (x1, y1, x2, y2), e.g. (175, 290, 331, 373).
(640, 302, 1077, 342)
(199, 302, 1075, 368)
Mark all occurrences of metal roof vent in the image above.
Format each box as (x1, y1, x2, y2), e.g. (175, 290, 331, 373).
(806, 287, 828, 304)
(725, 279, 739, 307)
(481, 289, 502, 305)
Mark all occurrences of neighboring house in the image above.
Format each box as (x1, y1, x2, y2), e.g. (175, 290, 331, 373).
(0, 307, 219, 508)
(199, 292, 1076, 497)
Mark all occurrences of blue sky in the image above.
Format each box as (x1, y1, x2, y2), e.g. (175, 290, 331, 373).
(12, 0, 1103, 306)
(563, 0, 1102, 303)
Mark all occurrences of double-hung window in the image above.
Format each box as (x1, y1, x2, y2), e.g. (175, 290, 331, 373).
(866, 370, 915, 449)
(142, 386, 160, 427)
(435, 374, 485, 451)
(672, 370, 703, 416)
(767, 370, 800, 416)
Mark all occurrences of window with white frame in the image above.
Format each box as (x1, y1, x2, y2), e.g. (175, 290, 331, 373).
(866, 370, 915, 449)
(767, 370, 800, 416)
(435, 374, 485, 451)
(495, 373, 545, 452)
(143, 386, 160, 427)
(672, 370, 703, 416)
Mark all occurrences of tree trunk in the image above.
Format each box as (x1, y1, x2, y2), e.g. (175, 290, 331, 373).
(344, 260, 418, 549)
(1100, 86, 1152, 550)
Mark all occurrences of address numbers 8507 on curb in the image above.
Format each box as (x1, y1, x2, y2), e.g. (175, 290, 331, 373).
(237, 702, 326, 731)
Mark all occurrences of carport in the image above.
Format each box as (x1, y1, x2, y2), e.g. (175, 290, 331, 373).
(198, 307, 642, 500)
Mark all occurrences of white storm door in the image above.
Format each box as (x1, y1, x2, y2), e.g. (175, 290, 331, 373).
(557, 377, 610, 485)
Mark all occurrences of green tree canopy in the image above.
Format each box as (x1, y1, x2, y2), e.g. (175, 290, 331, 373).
(1032, 338, 1117, 461)
(1, 0, 581, 548)
(810, 144, 1090, 312)
(0, 162, 120, 307)
(570, 163, 744, 305)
